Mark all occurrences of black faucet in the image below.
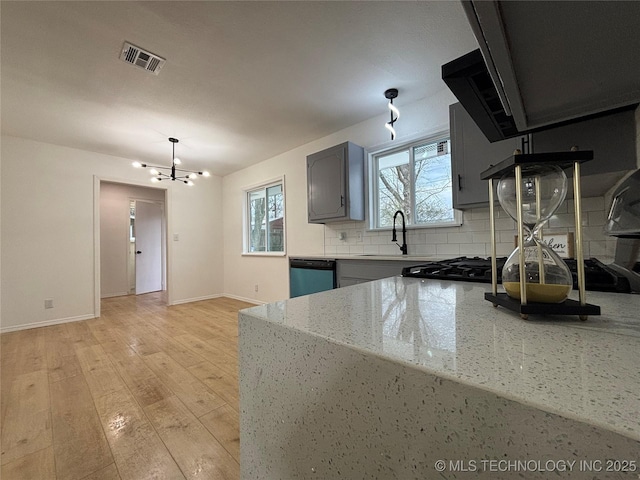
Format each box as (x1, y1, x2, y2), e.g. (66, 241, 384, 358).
(392, 210, 407, 255)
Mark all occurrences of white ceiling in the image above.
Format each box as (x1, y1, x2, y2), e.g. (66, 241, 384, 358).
(1, 1, 477, 176)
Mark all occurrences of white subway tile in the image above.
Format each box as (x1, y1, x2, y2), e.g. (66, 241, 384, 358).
(379, 244, 400, 255)
(548, 213, 575, 228)
(336, 245, 350, 254)
(496, 243, 513, 256)
(459, 219, 489, 232)
(470, 208, 490, 220)
(582, 225, 606, 242)
(408, 232, 426, 244)
(459, 243, 487, 256)
(499, 230, 517, 244)
(495, 217, 515, 231)
(587, 210, 605, 226)
(436, 244, 460, 255)
(588, 241, 607, 258)
(447, 232, 474, 244)
(472, 232, 491, 244)
(568, 196, 605, 213)
(349, 245, 364, 255)
(425, 233, 448, 244)
(411, 244, 437, 255)
(363, 245, 380, 255)
(370, 235, 389, 245)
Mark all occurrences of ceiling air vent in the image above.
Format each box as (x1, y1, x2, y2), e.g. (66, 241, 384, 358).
(120, 42, 165, 75)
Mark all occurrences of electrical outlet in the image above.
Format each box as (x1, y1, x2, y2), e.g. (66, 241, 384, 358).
(44, 298, 54, 309)
(338, 232, 346, 241)
(254, 284, 259, 292)
(173, 233, 179, 241)
(356, 231, 363, 242)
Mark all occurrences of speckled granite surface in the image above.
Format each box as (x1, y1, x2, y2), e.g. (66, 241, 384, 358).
(239, 277, 640, 479)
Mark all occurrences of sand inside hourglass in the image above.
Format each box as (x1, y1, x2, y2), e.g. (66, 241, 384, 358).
(503, 282, 572, 303)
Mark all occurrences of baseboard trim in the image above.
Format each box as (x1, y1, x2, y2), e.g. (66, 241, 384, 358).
(100, 292, 129, 299)
(0, 314, 96, 333)
(170, 294, 224, 305)
(222, 293, 265, 305)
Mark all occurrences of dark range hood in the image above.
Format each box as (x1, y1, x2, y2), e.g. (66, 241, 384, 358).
(442, 49, 519, 143)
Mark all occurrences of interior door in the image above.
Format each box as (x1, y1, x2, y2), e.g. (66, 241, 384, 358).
(135, 200, 163, 295)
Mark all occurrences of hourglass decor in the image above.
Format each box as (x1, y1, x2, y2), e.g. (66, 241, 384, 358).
(481, 149, 601, 320)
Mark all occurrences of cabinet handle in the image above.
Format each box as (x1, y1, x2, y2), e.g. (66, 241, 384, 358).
(341, 195, 344, 207)
(458, 174, 462, 191)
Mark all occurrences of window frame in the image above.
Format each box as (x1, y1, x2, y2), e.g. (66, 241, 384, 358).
(242, 175, 287, 256)
(368, 132, 462, 231)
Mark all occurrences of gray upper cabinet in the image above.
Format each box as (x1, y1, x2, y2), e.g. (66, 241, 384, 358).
(450, 103, 522, 208)
(307, 142, 365, 223)
(451, 103, 638, 208)
(532, 108, 637, 178)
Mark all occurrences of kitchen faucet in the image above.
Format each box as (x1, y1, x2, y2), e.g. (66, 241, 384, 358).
(392, 210, 408, 255)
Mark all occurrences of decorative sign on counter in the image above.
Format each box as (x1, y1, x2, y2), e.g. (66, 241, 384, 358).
(514, 232, 574, 258)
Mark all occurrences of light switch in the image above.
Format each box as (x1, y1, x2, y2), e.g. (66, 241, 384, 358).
(173, 233, 179, 241)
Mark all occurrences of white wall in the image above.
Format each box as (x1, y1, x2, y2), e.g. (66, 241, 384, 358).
(222, 89, 457, 303)
(0, 136, 224, 332)
(100, 182, 166, 298)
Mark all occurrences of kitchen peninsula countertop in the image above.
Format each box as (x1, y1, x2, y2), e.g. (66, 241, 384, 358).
(239, 277, 640, 479)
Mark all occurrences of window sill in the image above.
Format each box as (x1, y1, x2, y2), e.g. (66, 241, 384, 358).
(368, 220, 462, 232)
(242, 252, 287, 257)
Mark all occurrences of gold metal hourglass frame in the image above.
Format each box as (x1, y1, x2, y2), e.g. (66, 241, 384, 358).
(481, 150, 601, 320)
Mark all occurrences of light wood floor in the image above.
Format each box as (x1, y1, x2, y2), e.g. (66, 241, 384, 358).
(1, 293, 254, 480)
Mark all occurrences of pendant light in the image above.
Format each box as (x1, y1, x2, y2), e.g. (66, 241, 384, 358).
(384, 88, 400, 140)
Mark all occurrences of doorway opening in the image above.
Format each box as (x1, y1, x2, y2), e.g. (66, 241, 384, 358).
(98, 180, 168, 310)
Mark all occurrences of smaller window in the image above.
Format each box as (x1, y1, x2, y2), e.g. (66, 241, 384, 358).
(244, 178, 285, 255)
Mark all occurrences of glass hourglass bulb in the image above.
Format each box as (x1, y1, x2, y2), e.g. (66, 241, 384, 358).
(497, 164, 568, 231)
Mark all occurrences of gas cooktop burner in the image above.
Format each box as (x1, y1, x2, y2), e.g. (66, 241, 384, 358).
(401, 256, 632, 293)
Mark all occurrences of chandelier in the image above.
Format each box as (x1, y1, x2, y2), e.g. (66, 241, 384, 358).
(132, 137, 210, 185)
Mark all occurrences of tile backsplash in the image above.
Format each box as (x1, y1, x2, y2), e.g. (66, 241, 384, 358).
(324, 196, 618, 261)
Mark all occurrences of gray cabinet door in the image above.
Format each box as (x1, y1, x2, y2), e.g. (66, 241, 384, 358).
(532, 108, 636, 177)
(307, 144, 347, 222)
(450, 103, 522, 208)
(307, 142, 364, 223)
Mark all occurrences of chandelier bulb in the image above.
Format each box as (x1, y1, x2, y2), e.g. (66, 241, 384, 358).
(132, 161, 142, 168)
(202, 171, 210, 177)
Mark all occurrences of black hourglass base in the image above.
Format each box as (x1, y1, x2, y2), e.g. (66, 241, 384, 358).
(485, 292, 601, 320)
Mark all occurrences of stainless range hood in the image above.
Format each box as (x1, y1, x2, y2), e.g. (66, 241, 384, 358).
(443, 0, 640, 143)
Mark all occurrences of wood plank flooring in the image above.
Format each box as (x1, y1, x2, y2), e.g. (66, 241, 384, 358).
(1, 293, 253, 480)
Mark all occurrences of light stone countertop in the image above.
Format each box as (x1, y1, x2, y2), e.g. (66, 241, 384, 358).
(241, 277, 640, 442)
